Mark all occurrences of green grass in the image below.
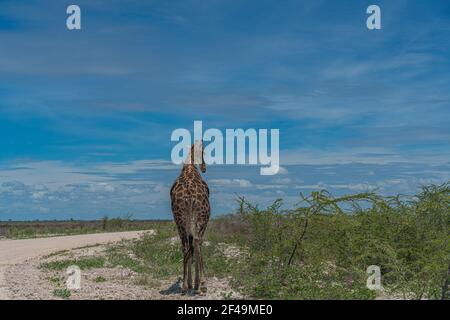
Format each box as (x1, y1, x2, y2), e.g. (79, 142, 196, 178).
(53, 288, 71, 299)
(134, 274, 160, 288)
(47, 276, 63, 286)
(94, 276, 107, 283)
(40, 256, 105, 271)
(106, 246, 147, 273)
(0, 219, 165, 239)
(129, 222, 240, 281)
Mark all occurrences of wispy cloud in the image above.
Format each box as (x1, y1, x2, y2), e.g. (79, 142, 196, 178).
(0, 0, 449, 219)
(0, 159, 448, 220)
(281, 147, 450, 166)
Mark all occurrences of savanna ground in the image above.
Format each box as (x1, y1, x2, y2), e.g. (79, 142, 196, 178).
(0, 215, 157, 239)
(2, 183, 449, 300)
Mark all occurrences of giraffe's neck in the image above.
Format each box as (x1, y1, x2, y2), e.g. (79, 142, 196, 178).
(181, 164, 200, 177)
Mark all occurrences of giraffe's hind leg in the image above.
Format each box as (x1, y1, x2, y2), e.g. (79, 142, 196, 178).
(193, 238, 201, 294)
(199, 243, 207, 293)
(187, 235, 194, 290)
(199, 220, 209, 293)
(193, 238, 207, 294)
(181, 235, 193, 294)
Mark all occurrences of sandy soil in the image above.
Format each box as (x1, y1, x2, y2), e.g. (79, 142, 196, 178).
(1, 231, 400, 300)
(1, 231, 241, 300)
(0, 231, 148, 300)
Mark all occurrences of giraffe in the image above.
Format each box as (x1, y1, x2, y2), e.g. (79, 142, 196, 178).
(170, 140, 210, 294)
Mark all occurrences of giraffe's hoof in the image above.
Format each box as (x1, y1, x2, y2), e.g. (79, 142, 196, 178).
(200, 286, 207, 293)
(181, 286, 189, 295)
(193, 287, 206, 295)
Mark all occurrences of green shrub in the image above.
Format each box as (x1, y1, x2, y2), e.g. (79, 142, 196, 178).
(231, 184, 449, 300)
(125, 183, 448, 300)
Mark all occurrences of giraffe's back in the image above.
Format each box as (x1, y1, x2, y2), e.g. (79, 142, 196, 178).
(171, 173, 210, 239)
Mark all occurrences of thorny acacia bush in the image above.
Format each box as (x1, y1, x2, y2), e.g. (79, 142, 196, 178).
(128, 183, 448, 299)
(227, 183, 449, 300)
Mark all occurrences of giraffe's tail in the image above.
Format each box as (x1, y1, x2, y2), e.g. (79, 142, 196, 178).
(187, 234, 194, 258)
(188, 198, 198, 238)
(187, 198, 196, 258)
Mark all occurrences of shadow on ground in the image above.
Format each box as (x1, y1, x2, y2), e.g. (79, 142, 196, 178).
(159, 279, 206, 297)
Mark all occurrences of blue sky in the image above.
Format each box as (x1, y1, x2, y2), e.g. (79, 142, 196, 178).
(0, 0, 449, 220)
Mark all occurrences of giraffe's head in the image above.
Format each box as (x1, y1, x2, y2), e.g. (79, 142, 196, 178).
(187, 140, 206, 173)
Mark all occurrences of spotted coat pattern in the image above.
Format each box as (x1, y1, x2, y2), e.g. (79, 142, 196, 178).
(170, 144, 210, 294)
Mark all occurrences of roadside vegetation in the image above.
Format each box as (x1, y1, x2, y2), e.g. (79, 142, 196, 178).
(33, 183, 450, 299)
(130, 183, 448, 299)
(0, 215, 161, 239)
(227, 183, 449, 299)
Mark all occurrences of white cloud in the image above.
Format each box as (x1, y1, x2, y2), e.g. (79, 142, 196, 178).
(281, 147, 450, 166)
(255, 184, 287, 190)
(277, 166, 289, 174)
(329, 183, 378, 191)
(271, 177, 291, 184)
(31, 191, 46, 200)
(210, 179, 252, 188)
(0, 158, 448, 220)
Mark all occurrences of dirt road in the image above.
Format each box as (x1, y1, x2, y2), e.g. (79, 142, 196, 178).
(0, 231, 146, 299)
